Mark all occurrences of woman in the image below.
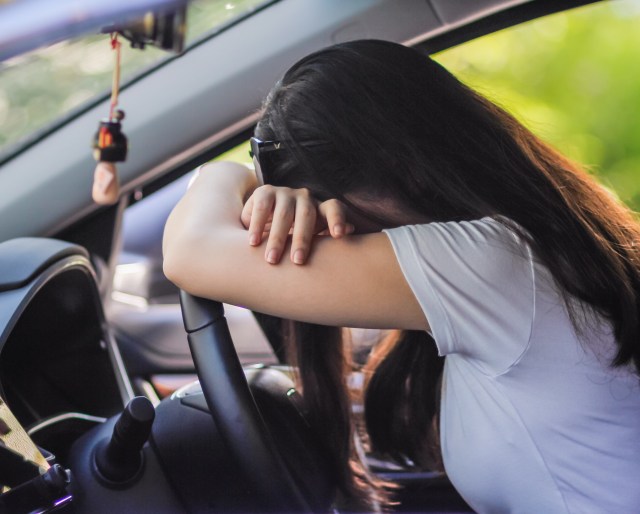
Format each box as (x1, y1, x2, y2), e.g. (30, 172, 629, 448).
(163, 40, 640, 512)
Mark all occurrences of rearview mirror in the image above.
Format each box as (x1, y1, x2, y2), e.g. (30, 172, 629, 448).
(102, 4, 187, 53)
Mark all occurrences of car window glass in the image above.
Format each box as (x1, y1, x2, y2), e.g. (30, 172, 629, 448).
(214, 140, 252, 167)
(435, 0, 640, 211)
(0, 0, 271, 160)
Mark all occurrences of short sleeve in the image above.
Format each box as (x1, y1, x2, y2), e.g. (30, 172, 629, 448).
(383, 218, 535, 375)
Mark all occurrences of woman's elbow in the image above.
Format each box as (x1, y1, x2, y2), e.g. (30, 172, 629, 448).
(162, 244, 186, 290)
(162, 227, 198, 291)
(163, 231, 222, 299)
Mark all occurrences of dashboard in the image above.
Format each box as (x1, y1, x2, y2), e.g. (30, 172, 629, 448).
(0, 238, 132, 466)
(0, 237, 302, 513)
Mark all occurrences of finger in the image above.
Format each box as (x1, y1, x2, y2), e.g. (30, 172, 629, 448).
(241, 194, 254, 230)
(265, 190, 295, 264)
(290, 193, 317, 264)
(318, 199, 349, 238)
(247, 186, 276, 246)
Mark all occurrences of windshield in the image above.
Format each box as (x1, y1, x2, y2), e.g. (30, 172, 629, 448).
(0, 0, 270, 161)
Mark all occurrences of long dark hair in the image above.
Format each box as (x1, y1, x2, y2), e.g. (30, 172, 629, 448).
(255, 39, 640, 507)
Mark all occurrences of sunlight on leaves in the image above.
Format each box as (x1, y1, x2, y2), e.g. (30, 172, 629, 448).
(436, 0, 640, 211)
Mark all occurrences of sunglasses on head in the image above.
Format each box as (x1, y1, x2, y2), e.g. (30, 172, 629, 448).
(249, 136, 330, 186)
(249, 137, 282, 186)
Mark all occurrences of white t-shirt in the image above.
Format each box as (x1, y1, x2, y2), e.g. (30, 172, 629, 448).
(384, 217, 640, 514)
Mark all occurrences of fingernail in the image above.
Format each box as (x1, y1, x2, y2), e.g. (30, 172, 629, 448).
(249, 233, 259, 245)
(267, 249, 278, 264)
(293, 249, 305, 264)
(333, 223, 344, 237)
(346, 223, 355, 234)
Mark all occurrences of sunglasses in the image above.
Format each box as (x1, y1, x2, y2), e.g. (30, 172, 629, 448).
(249, 136, 330, 186)
(249, 137, 282, 186)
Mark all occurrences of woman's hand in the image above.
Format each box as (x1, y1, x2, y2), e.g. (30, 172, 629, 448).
(241, 185, 354, 265)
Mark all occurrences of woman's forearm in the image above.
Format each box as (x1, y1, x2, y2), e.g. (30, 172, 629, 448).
(161, 163, 427, 330)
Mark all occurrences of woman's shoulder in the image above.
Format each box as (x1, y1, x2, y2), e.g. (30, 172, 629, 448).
(384, 215, 528, 258)
(383, 216, 536, 373)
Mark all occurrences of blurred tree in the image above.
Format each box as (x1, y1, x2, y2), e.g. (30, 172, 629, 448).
(436, 0, 640, 211)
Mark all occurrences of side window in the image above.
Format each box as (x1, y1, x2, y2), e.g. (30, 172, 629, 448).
(435, 0, 640, 211)
(214, 140, 252, 167)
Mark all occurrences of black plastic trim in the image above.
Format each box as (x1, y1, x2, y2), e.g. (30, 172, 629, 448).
(179, 290, 224, 333)
(418, 0, 599, 54)
(0, 238, 88, 292)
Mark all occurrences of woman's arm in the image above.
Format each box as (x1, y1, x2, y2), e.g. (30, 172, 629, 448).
(162, 161, 429, 331)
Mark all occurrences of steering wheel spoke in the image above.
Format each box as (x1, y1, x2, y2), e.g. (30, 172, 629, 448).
(179, 291, 314, 513)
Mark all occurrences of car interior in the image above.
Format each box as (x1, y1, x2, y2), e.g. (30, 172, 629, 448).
(0, 0, 625, 512)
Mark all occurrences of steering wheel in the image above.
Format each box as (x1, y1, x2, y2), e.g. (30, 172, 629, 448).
(179, 291, 315, 513)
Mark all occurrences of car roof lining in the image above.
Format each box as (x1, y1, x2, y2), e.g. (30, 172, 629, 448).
(0, 0, 597, 243)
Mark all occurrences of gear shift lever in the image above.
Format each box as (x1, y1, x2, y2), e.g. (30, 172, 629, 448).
(93, 396, 155, 485)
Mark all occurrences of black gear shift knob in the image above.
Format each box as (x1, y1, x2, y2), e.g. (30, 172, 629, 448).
(94, 396, 155, 485)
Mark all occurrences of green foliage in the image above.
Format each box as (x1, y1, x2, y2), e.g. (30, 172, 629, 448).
(216, 141, 252, 165)
(436, 0, 640, 211)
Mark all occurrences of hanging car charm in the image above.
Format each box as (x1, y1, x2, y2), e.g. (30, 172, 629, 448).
(93, 110, 127, 162)
(91, 34, 127, 205)
(90, 11, 187, 205)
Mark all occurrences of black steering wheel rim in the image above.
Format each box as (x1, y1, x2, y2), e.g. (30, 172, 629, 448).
(179, 291, 312, 513)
